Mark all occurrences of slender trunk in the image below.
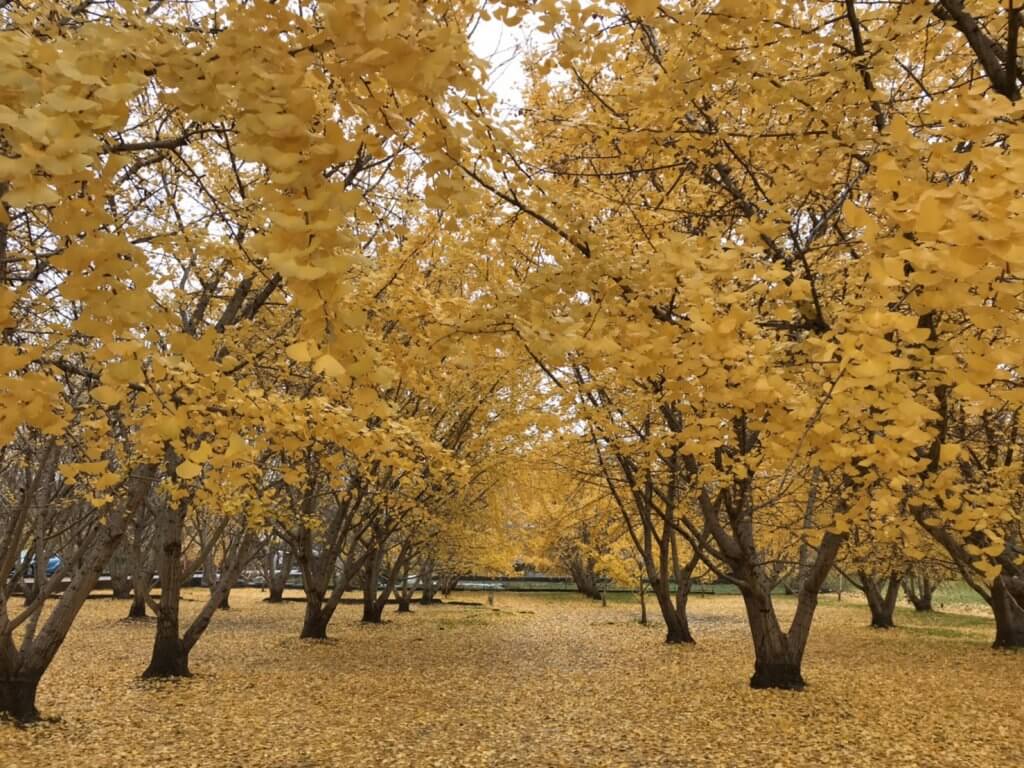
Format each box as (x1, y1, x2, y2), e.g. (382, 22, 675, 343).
(144, 500, 187, 677)
(991, 575, 1024, 649)
(362, 550, 383, 623)
(0, 463, 155, 717)
(639, 574, 648, 625)
(217, 587, 231, 610)
(266, 547, 292, 603)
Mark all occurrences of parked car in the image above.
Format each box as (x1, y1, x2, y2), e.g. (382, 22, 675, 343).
(15, 552, 64, 579)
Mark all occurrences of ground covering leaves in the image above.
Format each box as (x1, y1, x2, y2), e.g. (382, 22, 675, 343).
(1, 590, 1020, 767)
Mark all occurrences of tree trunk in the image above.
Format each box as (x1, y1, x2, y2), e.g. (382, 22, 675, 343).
(0, 674, 41, 723)
(362, 600, 384, 623)
(144, 504, 188, 677)
(266, 546, 292, 603)
(991, 575, 1024, 649)
(217, 587, 231, 610)
(736, 532, 843, 690)
(300, 597, 330, 640)
(741, 587, 805, 690)
(903, 573, 934, 612)
(861, 571, 900, 629)
(128, 591, 148, 619)
(651, 579, 694, 644)
(142, 621, 190, 678)
(397, 597, 412, 613)
(638, 574, 648, 625)
(110, 574, 132, 600)
(568, 557, 602, 600)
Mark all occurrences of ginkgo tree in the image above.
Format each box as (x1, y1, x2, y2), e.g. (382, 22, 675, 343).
(3, 0, 1024, 724)
(0, 0, 503, 719)
(451, 0, 1024, 688)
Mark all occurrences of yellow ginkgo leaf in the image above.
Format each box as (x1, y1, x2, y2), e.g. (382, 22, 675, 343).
(313, 354, 346, 379)
(90, 385, 123, 406)
(285, 341, 312, 363)
(176, 460, 203, 480)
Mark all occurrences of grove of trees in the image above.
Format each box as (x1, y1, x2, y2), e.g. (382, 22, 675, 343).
(1, 0, 1022, 722)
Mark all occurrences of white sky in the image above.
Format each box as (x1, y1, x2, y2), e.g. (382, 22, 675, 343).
(470, 16, 533, 109)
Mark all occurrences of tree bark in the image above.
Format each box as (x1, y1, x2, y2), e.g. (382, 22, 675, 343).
(738, 532, 844, 690)
(741, 585, 805, 690)
(991, 575, 1024, 649)
(362, 600, 384, 623)
(397, 598, 412, 613)
(128, 591, 148, 619)
(860, 570, 900, 629)
(568, 556, 602, 600)
(0, 674, 41, 723)
(266, 546, 292, 603)
(300, 597, 331, 640)
(142, 622, 191, 678)
(652, 580, 694, 644)
(110, 575, 132, 600)
(903, 572, 935, 612)
(638, 574, 648, 625)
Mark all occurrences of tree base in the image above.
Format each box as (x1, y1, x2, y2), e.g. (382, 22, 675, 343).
(0, 677, 40, 723)
(266, 589, 284, 604)
(750, 662, 805, 690)
(397, 602, 412, 613)
(127, 601, 148, 620)
(665, 630, 695, 644)
(992, 624, 1024, 649)
(142, 638, 191, 678)
(300, 617, 329, 640)
(870, 615, 896, 629)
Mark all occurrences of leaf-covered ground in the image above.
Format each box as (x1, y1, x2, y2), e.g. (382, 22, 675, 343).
(2, 590, 1019, 767)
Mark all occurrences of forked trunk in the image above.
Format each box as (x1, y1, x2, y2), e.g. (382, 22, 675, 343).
(742, 587, 804, 690)
(861, 571, 900, 629)
(653, 583, 694, 644)
(991, 576, 1024, 649)
(737, 532, 843, 690)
